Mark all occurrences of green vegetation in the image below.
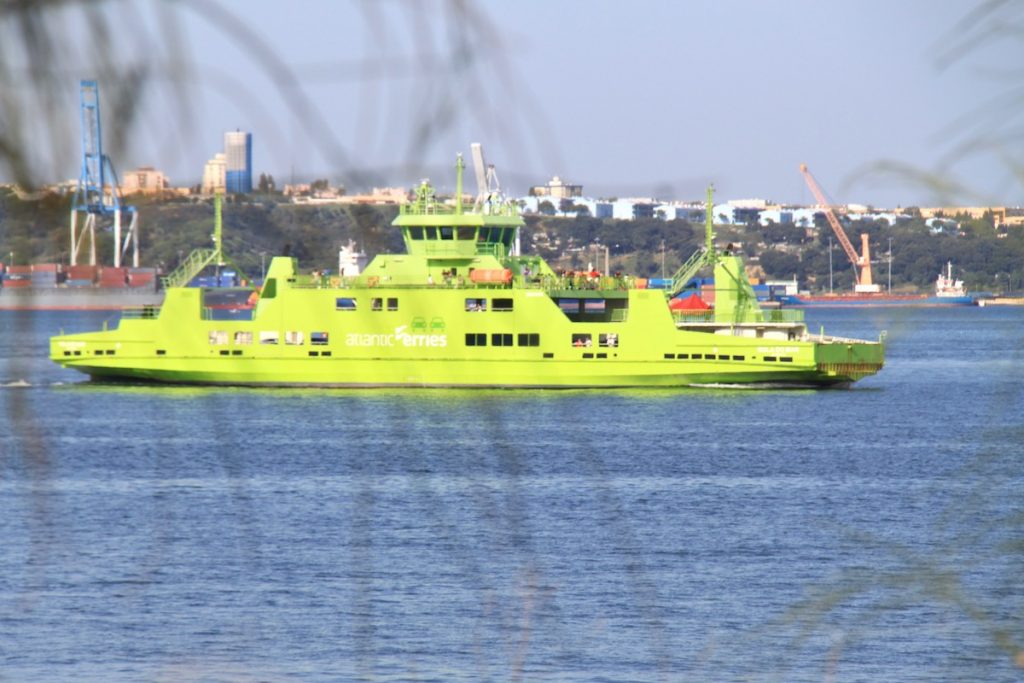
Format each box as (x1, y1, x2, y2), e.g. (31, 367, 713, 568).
(2, 187, 1022, 292)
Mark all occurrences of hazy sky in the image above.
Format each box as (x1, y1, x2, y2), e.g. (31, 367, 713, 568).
(4, 1, 1022, 207)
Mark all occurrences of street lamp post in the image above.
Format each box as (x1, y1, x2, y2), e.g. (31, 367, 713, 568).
(260, 252, 267, 281)
(887, 237, 893, 294)
(828, 236, 833, 294)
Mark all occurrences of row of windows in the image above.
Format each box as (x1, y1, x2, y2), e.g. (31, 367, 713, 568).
(664, 352, 746, 361)
(407, 226, 513, 243)
(209, 331, 329, 346)
(662, 352, 791, 362)
(335, 297, 514, 312)
(571, 333, 618, 348)
(465, 333, 541, 347)
(466, 298, 513, 312)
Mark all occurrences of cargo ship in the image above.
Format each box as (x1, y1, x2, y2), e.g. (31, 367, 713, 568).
(0, 263, 164, 310)
(50, 152, 885, 388)
(777, 262, 975, 307)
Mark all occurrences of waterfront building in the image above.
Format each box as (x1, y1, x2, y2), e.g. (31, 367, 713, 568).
(224, 130, 253, 194)
(201, 153, 226, 195)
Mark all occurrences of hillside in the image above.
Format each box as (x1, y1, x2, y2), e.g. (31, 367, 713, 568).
(2, 188, 1022, 292)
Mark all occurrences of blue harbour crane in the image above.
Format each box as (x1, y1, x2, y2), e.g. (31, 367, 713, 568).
(70, 80, 139, 267)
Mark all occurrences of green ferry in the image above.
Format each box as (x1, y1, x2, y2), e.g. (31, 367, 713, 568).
(50, 154, 884, 388)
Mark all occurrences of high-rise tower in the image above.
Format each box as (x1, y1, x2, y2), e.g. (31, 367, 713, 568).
(224, 130, 252, 194)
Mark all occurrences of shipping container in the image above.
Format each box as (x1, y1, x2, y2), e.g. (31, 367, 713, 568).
(31, 263, 61, 272)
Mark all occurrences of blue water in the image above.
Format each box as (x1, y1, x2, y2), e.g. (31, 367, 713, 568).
(1, 308, 1022, 681)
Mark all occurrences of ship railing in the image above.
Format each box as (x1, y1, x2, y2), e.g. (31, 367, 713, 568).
(672, 308, 805, 324)
(399, 201, 519, 217)
(120, 305, 161, 319)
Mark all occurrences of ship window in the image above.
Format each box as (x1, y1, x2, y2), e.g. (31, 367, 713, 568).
(259, 331, 279, 345)
(311, 332, 329, 345)
(780, 356, 793, 363)
(491, 333, 513, 347)
(336, 297, 357, 311)
(764, 356, 777, 362)
(231, 350, 242, 356)
(732, 355, 745, 361)
(425, 227, 437, 240)
(156, 350, 166, 356)
(492, 298, 513, 312)
(664, 353, 675, 359)
(596, 353, 607, 359)
(558, 299, 580, 314)
(208, 330, 228, 345)
(286, 331, 305, 345)
(465, 298, 487, 312)
(584, 299, 606, 314)
(571, 333, 592, 348)
(234, 331, 253, 345)
(692, 353, 703, 359)
(517, 333, 540, 347)
(409, 227, 424, 240)
(582, 352, 594, 359)
(599, 333, 618, 348)
(440, 226, 454, 240)
(678, 353, 689, 359)
(371, 297, 383, 311)
(465, 333, 487, 346)
(387, 297, 399, 311)
(718, 354, 729, 360)
(457, 226, 475, 240)
(543, 352, 554, 359)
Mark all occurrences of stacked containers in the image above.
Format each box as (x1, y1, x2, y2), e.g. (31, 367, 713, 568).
(98, 266, 128, 288)
(30, 263, 62, 288)
(3, 265, 33, 288)
(65, 264, 98, 288)
(128, 267, 158, 288)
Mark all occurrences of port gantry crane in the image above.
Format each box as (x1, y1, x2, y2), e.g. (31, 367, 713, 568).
(70, 80, 139, 268)
(799, 163, 879, 293)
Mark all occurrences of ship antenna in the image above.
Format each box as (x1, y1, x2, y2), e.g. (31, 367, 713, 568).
(214, 190, 224, 265)
(705, 184, 716, 257)
(455, 153, 464, 216)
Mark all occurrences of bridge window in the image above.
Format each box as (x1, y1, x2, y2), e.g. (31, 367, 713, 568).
(440, 226, 454, 240)
(425, 227, 437, 240)
(408, 227, 423, 240)
(457, 227, 475, 240)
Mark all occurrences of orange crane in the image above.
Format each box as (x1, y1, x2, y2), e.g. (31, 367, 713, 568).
(799, 163, 878, 292)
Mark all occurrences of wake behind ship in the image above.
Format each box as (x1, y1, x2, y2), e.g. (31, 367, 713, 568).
(50, 152, 885, 388)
